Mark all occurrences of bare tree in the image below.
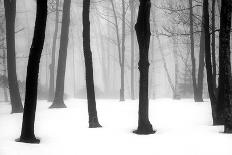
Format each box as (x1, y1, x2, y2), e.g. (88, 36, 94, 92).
(134, 0, 155, 135)
(48, 0, 60, 102)
(50, 0, 71, 108)
(83, 0, 102, 128)
(4, 0, 23, 113)
(217, 0, 232, 132)
(16, 0, 48, 143)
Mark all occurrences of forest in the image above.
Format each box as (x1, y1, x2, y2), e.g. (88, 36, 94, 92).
(0, 0, 232, 154)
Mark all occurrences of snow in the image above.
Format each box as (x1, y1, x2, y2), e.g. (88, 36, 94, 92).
(0, 99, 232, 155)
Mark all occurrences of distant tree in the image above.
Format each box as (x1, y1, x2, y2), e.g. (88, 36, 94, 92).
(4, 0, 23, 113)
(16, 0, 48, 143)
(48, 0, 60, 102)
(110, 0, 126, 101)
(50, 0, 71, 108)
(217, 0, 232, 132)
(129, 0, 135, 100)
(83, 0, 102, 128)
(134, 0, 155, 134)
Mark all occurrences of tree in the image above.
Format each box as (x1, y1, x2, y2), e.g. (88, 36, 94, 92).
(83, 0, 102, 128)
(16, 0, 48, 143)
(50, 0, 71, 108)
(48, 0, 60, 102)
(217, 0, 232, 132)
(120, 0, 126, 101)
(188, 0, 198, 102)
(203, 0, 217, 124)
(4, 0, 23, 113)
(129, 0, 135, 100)
(110, 0, 126, 101)
(134, 0, 155, 135)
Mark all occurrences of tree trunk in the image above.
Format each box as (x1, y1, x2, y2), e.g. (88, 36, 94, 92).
(48, 0, 59, 102)
(120, 0, 126, 101)
(17, 0, 48, 143)
(217, 0, 232, 132)
(195, 6, 205, 102)
(189, 0, 198, 102)
(50, 0, 71, 108)
(4, 0, 23, 113)
(172, 38, 181, 99)
(212, 0, 217, 93)
(3, 43, 8, 102)
(129, 0, 135, 100)
(134, 0, 155, 135)
(203, 0, 218, 125)
(110, 0, 123, 101)
(83, 0, 102, 128)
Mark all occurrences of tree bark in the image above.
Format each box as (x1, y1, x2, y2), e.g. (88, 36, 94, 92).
(203, 0, 217, 125)
(51, 0, 71, 108)
(48, 0, 59, 102)
(83, 0, 102, 128)
(217, 0, 232, 132)
(211, 0, 217, 92)
(17, 0, 48, 143)
(4, 0, 23, 113)
(134, 0, 155, 135)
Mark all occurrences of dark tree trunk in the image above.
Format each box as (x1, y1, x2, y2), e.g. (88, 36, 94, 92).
(16, 0, 48, 144)
(4, 0, 23, 113)
(203, 0, 218, 125)
(189, 0, 198, 102)
(129, 0, 135, 100)
(134, 0, 155, 135)
(48, 0, 59, 102)
(195, 6, 205, 102)
(83, 0, 102, 128)
(50, 0, 71, 108)
(217, 0, 232, 132)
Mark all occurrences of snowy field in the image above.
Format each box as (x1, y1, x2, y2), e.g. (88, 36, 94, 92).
(0, 99, 232, 155)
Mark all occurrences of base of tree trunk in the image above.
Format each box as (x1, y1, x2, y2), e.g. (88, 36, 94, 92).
(49, 103, 67, 109)
(173, 94, 181, 100)
(11, 107, 23, 114)
(89, 117, 102, 128)
(15, 137, 40, 144)
(194, 97, 204, 102)
(133, 122, 156, 135)
(120, 89, 125, 102)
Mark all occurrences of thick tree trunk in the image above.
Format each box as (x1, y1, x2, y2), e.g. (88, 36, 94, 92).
(48, 0, 59, 102)
(83, 0, 101, 128)
(51, 0, 71, 108)
(134, 0, 155, 135)
(189, 0, 198, 102)
(4, 0, 23, 113)
(129, 0, 135, 100)
(195, 7, 205, 102)
(217, 0, 232, 132)
(203, 0, 218, 125)
(17, 0, 47, 143)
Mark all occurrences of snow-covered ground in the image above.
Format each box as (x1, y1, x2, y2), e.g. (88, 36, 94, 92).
(0, 99, 232, 155)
